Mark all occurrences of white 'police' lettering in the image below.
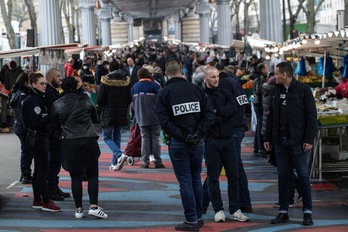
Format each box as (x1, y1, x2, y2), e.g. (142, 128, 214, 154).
(172, 102, 201, 116)
(236, 95, 249, 106)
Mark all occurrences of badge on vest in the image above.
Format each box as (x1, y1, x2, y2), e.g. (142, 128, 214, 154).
(236, 94, 249, 106)
(172, 102, 201, 116)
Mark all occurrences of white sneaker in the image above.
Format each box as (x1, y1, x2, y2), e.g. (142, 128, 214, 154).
(88, 206, 108, 219)
(75, 209, 84, 219)
(230, 209, 249, 222)
(214, 210, 226, 222)
(114, 153, 128, 171)
(109, 164, 117, 171)
(149, 155, 155, 162)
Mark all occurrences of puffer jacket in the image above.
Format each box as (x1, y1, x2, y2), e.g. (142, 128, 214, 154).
(261, 82, 274, 135)
(51, 91, 98, 140)
(97, 70, 132, 127)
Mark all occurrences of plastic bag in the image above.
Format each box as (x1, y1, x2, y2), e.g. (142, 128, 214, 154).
(295, 56, 307, 76)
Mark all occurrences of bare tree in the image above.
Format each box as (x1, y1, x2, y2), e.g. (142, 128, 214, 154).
(287, 0, 305, 39)
(23, 0, 38, 46)
(230, 0, 243, 38)
(0, 0, 16, 49)
(300, 0, 325, 34)
(60, 0, 77, 43)
(11, 0, 29, 29)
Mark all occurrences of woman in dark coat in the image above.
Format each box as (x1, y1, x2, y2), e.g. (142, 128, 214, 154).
(51, 76, 107, 219)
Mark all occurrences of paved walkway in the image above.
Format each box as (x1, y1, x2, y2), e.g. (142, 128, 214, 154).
(1, 130, 348, 232)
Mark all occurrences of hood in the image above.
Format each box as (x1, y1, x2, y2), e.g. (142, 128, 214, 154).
(101, 70, 130, 87)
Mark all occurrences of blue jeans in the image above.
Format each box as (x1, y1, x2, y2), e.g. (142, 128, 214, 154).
(102, 125, 123, 165)
(168, 138, 204, 223)
(139, 124, 162, 164)
(233, 126, 251, 208)
(205, 136, 239, 214)
(275, 137, 312, 213)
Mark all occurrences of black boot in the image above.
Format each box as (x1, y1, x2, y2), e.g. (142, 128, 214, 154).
(302, 213, 313, 226)
(270, 213, 289, 224)
(48, 187, 64, 201)
(58, 188, 71, 198)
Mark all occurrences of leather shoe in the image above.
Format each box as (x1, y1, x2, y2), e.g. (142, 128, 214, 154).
(49, 191, 64, 201)
(302, 213, 313, 226)
(59, 188, 71, 198)
(175, 222, 199, 231)
(270, 213, 289, 224)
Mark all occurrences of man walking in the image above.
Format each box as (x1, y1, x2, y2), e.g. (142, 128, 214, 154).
(97, 61, 132, 171)
(264, 62, 317, 226)
(156, 58, 214, 231)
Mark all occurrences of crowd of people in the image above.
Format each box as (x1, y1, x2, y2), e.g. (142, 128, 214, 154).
(0, 41, 319, 230)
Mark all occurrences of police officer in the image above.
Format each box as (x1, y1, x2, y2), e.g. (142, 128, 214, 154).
(156, 58, 215, 231)
(22, 72, 61, 212)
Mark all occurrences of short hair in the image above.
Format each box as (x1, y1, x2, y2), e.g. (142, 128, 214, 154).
(165, 58, 182, 77)
(204, 66, 218, 77)
(276, 62, 293, 77)
(108, 61, 119, 72)
(45, 68, 59, 78)
(256, 63, 267, 73)
(9, 61, 17, 69)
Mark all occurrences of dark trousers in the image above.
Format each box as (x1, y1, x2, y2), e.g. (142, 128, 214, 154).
(28, 135, 50, 203)
(69, 161, 99, 209)
(253, 104, 263, 153)
(47, 136, 62, 190)
(13, 121, 33, 176)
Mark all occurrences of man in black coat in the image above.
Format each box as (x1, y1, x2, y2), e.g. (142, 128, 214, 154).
(126, 57, 141, 86)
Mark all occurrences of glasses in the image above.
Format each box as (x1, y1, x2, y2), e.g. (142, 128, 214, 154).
(35, 82, 47, 86)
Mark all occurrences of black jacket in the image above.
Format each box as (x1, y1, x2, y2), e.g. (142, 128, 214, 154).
(10, 85, 30, 123)
(126, 64, 141, 86)
(22, 88, 52, 133)
(156, 77, 215, 141)
(264, 79, 317, 145)
(219, 72, 249, 128)
(45, 84, 60, 113)
(204, 86, 238, 138)
(250, 71, 266, 105)
(97, 70, 132, 127)
(51, 91, 98, 140)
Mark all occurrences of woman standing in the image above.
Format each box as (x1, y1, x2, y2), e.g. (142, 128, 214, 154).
(9, 73, 33, 184)
(22, 72, 61, 212)
(51, 76, 107, 219)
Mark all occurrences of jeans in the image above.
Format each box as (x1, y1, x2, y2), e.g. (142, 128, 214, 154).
(139, 124, 162, 164)
(253, 104, 263, 153)
(275, 137, 312, 213)
(233, 126, 251, 208)
(168, 138, 204, 223)
(13, 121, 33, 176)
(102, 125, 123, 165)
(205, 136, 240, 214)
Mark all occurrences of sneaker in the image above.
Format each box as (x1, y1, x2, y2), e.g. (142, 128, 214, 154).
(75, 208, 84, 219)
(149, 155, 155, 162)
(88, 206, 108, 219)
(32, 200, 43, 209)
(214, 210, 226, 222)
(42, 200, 61, 212)
(141, 163, 149, 168)
(273, 202, 294, 208)
(197, 218, 204, 228)
(22, 176, 32, 184)
(296, 196, 303, 203)
(109, 164, 117, 171)
(230, 209, 249, 222)
(114, 154, 128, 171)
(155, 163, 165, 168)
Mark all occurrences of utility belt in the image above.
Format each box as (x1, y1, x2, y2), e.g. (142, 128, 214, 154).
(26, 128, 48, 147)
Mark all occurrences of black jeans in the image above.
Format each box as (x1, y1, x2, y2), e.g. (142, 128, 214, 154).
(13, 121, 33, 176)
(27, 134, 50, 203)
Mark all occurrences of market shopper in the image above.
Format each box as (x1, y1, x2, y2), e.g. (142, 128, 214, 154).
(51, 76, 107, 219)
(264, 62, 317, 226)
(156, 58, 215, 231)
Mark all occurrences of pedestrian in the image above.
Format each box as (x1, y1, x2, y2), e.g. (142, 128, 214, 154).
(45, 68, 70, 201)
(97, 61, 132, 171)
(9, 72, 33, 184)
(22, 72, 61, 212)
(131, 68, 165, 168)
(51, 76, 107, 219)
(156, 58, 215, 231)
(264, 62, 317, 226)
(203, 66, 249, 223)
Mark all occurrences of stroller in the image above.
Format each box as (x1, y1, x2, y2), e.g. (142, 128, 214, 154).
(124, 123, 142, 165)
